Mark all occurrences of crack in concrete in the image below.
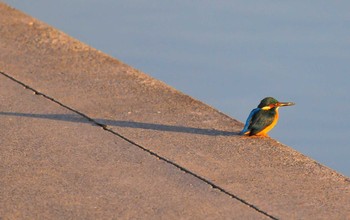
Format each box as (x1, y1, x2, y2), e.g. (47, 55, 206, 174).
(0, 71, 278, 220)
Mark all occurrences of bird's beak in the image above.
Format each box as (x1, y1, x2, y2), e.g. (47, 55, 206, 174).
(277, 102, 295, 107)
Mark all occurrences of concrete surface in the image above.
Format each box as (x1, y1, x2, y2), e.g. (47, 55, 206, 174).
(0, 70, 266, 220)
(1, 3, 350, 219)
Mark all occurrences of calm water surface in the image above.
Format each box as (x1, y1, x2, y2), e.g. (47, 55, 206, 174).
(4, 1, 350, 177)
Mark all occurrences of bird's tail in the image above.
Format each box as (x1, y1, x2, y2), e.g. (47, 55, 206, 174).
(240, 108, 260, 135)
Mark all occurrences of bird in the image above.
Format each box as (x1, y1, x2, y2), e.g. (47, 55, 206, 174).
(240, 97, 295, 137)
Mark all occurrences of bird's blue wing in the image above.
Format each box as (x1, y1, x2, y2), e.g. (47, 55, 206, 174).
(240, 108, 260, 135)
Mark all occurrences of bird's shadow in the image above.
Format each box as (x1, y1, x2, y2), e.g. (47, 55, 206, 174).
(0, 112, 239, 136)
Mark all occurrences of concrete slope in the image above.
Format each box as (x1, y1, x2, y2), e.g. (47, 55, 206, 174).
(0, 69, 267, 220)
(1, 3, 350, 219)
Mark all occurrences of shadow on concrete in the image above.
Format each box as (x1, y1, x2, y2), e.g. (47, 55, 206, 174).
(0, 112, 238, 136)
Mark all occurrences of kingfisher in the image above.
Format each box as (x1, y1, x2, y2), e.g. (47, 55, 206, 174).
(240, 97, 295, 137)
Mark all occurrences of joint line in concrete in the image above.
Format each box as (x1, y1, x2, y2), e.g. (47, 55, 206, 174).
(0, 71, 278, 220)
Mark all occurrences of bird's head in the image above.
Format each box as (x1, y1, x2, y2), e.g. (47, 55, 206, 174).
(258, 97, 295, 110)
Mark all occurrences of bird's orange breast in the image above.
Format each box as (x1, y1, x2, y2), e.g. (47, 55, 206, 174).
(256, 109, 279, 136)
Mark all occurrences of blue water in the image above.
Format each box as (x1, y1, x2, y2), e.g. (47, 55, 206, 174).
(4, 1, 350, 177)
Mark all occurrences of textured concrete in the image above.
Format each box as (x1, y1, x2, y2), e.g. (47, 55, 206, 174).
(0, 71, 265, 220)
(1, 3, 350, 219)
